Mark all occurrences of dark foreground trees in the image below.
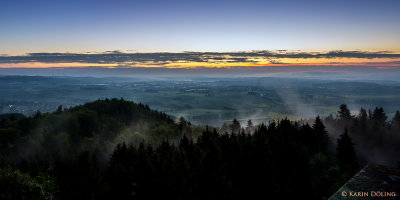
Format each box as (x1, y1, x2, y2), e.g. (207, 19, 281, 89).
(335, 129, 359, 187)
(323, 105, 400, 167)
(0, 167, 56, 200)
(1, 117, 353, 200)
(101, 117, 360, 200)
(3, 100, 398, 199)
(105, 121, 317, 199)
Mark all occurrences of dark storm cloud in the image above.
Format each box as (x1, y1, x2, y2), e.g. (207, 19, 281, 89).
(0, 50, 400, 64)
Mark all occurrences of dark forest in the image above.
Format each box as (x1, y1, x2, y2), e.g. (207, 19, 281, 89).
(0, 99, 399, 199)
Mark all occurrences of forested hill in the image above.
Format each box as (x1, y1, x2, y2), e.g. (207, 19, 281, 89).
(0, 98, 193, 164)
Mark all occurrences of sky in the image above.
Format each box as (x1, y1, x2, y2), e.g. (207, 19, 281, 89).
(0, 0, 399, 69)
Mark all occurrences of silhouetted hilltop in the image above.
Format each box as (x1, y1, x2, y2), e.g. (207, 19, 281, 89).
(0, 98, 183, 164)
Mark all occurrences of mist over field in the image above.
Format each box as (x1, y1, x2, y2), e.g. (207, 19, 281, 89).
(1, 68, 400, 126)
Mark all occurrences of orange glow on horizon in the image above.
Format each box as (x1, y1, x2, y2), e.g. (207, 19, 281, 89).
(0, 57, 399, 69)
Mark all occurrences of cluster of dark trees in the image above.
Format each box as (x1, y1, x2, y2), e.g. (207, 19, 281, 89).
(323, 104, 400, 166)
(0, 99, 397, 199)
(102, 118, 359, 200)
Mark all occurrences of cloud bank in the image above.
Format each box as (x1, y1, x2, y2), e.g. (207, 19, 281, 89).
(0, 50, 399, 68)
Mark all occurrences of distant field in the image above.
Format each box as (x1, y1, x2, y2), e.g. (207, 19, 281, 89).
(1, 76, 400, 126)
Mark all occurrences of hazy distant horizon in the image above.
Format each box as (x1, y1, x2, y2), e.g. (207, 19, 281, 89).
(1, 65, 400, 83)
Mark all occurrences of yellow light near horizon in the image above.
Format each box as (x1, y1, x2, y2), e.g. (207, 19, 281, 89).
(0, 57, 399, 69)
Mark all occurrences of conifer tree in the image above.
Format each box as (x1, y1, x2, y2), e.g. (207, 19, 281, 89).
(338, 104, 352, 121)
(391, 111, 400, 131)
(312, 116, 330, 154)
(245, 119, 254, 134)
(336, 128, 358, 173)
(231, 119, 241, 135)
